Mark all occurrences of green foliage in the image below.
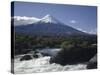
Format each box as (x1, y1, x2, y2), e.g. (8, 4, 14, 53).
(60, 36, 97, 49)
(14, 33, 97, 55)
(60, 41, 75, 49)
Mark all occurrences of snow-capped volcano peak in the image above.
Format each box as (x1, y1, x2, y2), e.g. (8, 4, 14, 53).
(13, 15, 63, 26)
(40, 14, 61, 24)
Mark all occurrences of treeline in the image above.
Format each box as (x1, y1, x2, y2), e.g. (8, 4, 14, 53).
(14, 33, 97, 55)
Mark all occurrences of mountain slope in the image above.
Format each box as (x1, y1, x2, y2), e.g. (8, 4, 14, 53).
(14, 15, 87, 36)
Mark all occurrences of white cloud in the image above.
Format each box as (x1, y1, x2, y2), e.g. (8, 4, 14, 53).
(77, 28, 97, 34)
(14, 16, 40, 20)
(77, 28, 88, 33)
(88, 29, 97, 34)
(77, 28, 82, 31)
(12, 16, 40, 26)
(70, 20, 77, 24)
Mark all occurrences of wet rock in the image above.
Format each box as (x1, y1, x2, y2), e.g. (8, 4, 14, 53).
(20, 55, 32, 61)
(49, 46, 97, 66)
(41, 53, 51, 56)
(87, 54, 97, 69)
(33, 54, 39, 58)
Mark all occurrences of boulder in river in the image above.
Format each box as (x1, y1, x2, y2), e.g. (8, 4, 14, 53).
(86, 54, 97, 69)
(49, 46, 97, 66)
(20, 55, 32, 61)
(33, 54, 39, 58)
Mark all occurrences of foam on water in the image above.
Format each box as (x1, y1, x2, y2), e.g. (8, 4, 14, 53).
(14, 56, 87, 74)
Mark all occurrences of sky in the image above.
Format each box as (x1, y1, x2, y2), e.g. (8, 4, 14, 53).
(12, 1, 97, 34)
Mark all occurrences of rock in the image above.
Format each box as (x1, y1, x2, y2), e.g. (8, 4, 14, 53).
(33, 54, 39, 58)
(34, 51, 38, 54)
(20, 55, 32, 61)
(87, 54, 97, 69)
(41, 53, 51, 56)
(49, 46, 97, 66)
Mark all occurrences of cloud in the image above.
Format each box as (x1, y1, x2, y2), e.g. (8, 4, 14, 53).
(77, 28, 97, 34)
(88, 29, 97, 34)
(77, 28, 88, 33)
(13, 16, 40, 20)
(77, 28, 82, 31)
(12, 16, 40, 26)
(70, 20, 77, 24)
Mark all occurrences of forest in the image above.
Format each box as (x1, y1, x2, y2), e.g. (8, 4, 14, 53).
(14, 33, 97, 55)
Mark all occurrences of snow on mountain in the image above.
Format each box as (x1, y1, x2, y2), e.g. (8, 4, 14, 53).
(39, 14, 61, 24)
(13, 15, 63, 26)
(12, 16, 40, 26)
(15, 14, 87, 36)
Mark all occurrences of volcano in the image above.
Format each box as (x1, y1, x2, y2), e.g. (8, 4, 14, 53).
(14, 14, 87, 36)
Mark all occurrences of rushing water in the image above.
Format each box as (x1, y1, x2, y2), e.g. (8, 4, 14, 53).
(14, 48, 87, 74)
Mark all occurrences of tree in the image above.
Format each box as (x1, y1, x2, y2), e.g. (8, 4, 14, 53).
(60, 41, 75, 49)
